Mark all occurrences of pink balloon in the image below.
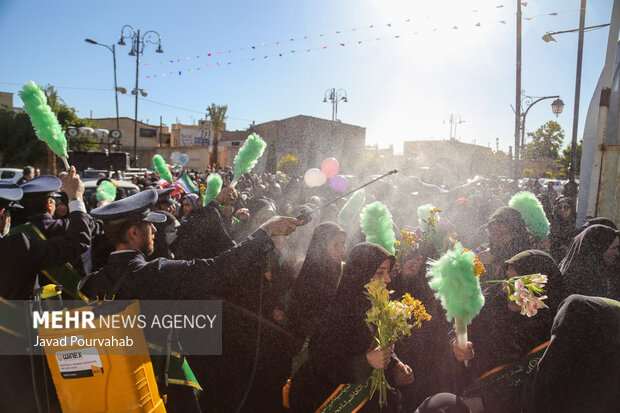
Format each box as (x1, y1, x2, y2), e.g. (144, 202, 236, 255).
(329, 175, 349, 193)
(321, 157, 340, 179)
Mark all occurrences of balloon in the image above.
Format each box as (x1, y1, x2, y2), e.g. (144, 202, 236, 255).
(329, 175, 349, 193)
(304, 168, 327, 187)
(321, 157, 340, 178)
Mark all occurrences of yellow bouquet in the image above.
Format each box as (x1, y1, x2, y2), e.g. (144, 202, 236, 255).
(364, 280, 431, 407)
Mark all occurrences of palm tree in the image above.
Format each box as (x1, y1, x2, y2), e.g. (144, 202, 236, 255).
(207, 103, 228, 167)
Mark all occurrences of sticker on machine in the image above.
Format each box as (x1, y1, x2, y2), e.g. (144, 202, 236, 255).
(55, 347, 104, 379)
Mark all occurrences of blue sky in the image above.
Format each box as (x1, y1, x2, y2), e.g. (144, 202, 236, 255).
(0, 0, 615, 153)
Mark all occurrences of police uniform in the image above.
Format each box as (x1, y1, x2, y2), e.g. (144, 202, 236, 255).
(0, 181, 91, 412)
(80, 189, 276, 413)
(19, 175, 104, 275)
(0, 181, 91, 300)
(82, 190, 274, 300)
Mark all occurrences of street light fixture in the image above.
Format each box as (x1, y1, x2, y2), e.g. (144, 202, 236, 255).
(518, 94, 564, 157)
(551, 98, 565, 116)
(84, 38, 121, 131)
(117, 25, 164, 166)
(323, 88, 348, 121)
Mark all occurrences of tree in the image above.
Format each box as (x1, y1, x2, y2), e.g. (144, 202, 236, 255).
(42, 85, 99, 152)
(556, 139, 583, 178)
(207, 103, 228, 167)
(0, 85, 98, 170)
(523, 120, 565, 160)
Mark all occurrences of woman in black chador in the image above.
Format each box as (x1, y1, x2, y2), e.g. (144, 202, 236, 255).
(560, 224, 620, 300)
(288, 222, 346, 340)
(289, 242, 415, 413)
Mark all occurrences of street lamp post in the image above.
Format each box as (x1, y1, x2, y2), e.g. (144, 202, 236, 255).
(84, 38, 121, 131)
(519, 94, 565, 157)
(118, 25, 163, 166)
(323, 88, 348, 121)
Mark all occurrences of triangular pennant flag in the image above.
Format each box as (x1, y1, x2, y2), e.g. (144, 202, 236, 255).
(499, 20, 507, 24)
(522, 2, 528, 6)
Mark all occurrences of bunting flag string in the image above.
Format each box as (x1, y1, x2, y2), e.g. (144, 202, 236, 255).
(143, 9, 576, 80)
(141, 1, 557, 68)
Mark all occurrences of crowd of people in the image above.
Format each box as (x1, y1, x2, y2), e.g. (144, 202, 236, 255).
(0, 160, 619, 413)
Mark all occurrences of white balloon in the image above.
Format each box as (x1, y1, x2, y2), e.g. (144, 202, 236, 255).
(304, 168, 327, 187)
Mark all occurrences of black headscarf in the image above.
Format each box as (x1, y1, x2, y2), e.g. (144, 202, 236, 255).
(578, 217, 617, 234)
(483, 207, 532, 280)
(560, 224, 619, 298)
(549, 196, 576, 261)
(288, 222, 346, 339)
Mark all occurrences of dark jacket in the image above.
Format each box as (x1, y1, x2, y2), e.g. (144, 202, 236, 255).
(82, 228, 273, 300)
(0, 211, 91, 300)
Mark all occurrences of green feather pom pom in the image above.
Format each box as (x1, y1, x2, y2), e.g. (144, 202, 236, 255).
(203, 173, 223, 206)
(96, 181, 117, 203)
(426, 243, 485, 325)
(417, 203, 439, 231)
(19, 81, 67, 158)
(360, 201, 396, 254)
(337, 189, 365, 227)
(509, 191, 549, 239)
(234, 133, 267, 180)
(153, 154, 172, 183)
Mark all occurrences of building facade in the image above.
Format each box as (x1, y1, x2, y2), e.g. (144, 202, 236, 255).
(248, 115, 366, 172)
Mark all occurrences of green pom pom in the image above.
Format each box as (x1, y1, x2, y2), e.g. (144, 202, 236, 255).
(426, 243, 485, 325)
(509, 191, 549, 239)
(19, 81, 67, 158)
(203, 173, 223, 205)
(234, 133, 267, 180)
(153, 154, 172, 182)
(417, 203, 439, 231)
(337, 189, 365, 226)
(96, 181, 117, 203)
(360, 201, 396, 254)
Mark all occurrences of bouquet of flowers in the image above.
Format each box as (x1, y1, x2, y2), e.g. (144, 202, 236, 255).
(483, 273, 548, 317)
(364, 280, 431, 407)
(417, 205, 444, 253)
(394, 228, 422, 266)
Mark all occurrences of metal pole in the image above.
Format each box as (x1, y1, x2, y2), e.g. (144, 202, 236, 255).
(520, 96, 560, 158)
(112, 44, 120, 131)
(334, 93, 339, 122)
(568, 0, 586, 185)
(331, 88, 336, 121)
(514, 0, 522, 180)
(133, 29, 140, 166)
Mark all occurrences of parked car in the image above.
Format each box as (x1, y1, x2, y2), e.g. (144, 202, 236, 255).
(0, 168, 23, 184)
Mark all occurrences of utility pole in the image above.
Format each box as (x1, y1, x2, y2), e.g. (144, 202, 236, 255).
(514, 0, 522, 180)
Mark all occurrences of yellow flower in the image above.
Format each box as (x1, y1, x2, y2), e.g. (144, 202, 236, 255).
(366, 306, 381, 319)
(430, 207, 442, 214)
(474, 257, 486, 277)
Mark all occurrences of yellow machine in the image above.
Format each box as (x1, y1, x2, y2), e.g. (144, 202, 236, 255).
(37, 300, 166, 413)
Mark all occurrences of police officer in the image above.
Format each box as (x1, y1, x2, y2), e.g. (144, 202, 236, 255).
(82, 188, 299, 301)
(80, 188, 300, 412)
(0, 167, 91, 300)
(0, 166, 91, 413)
